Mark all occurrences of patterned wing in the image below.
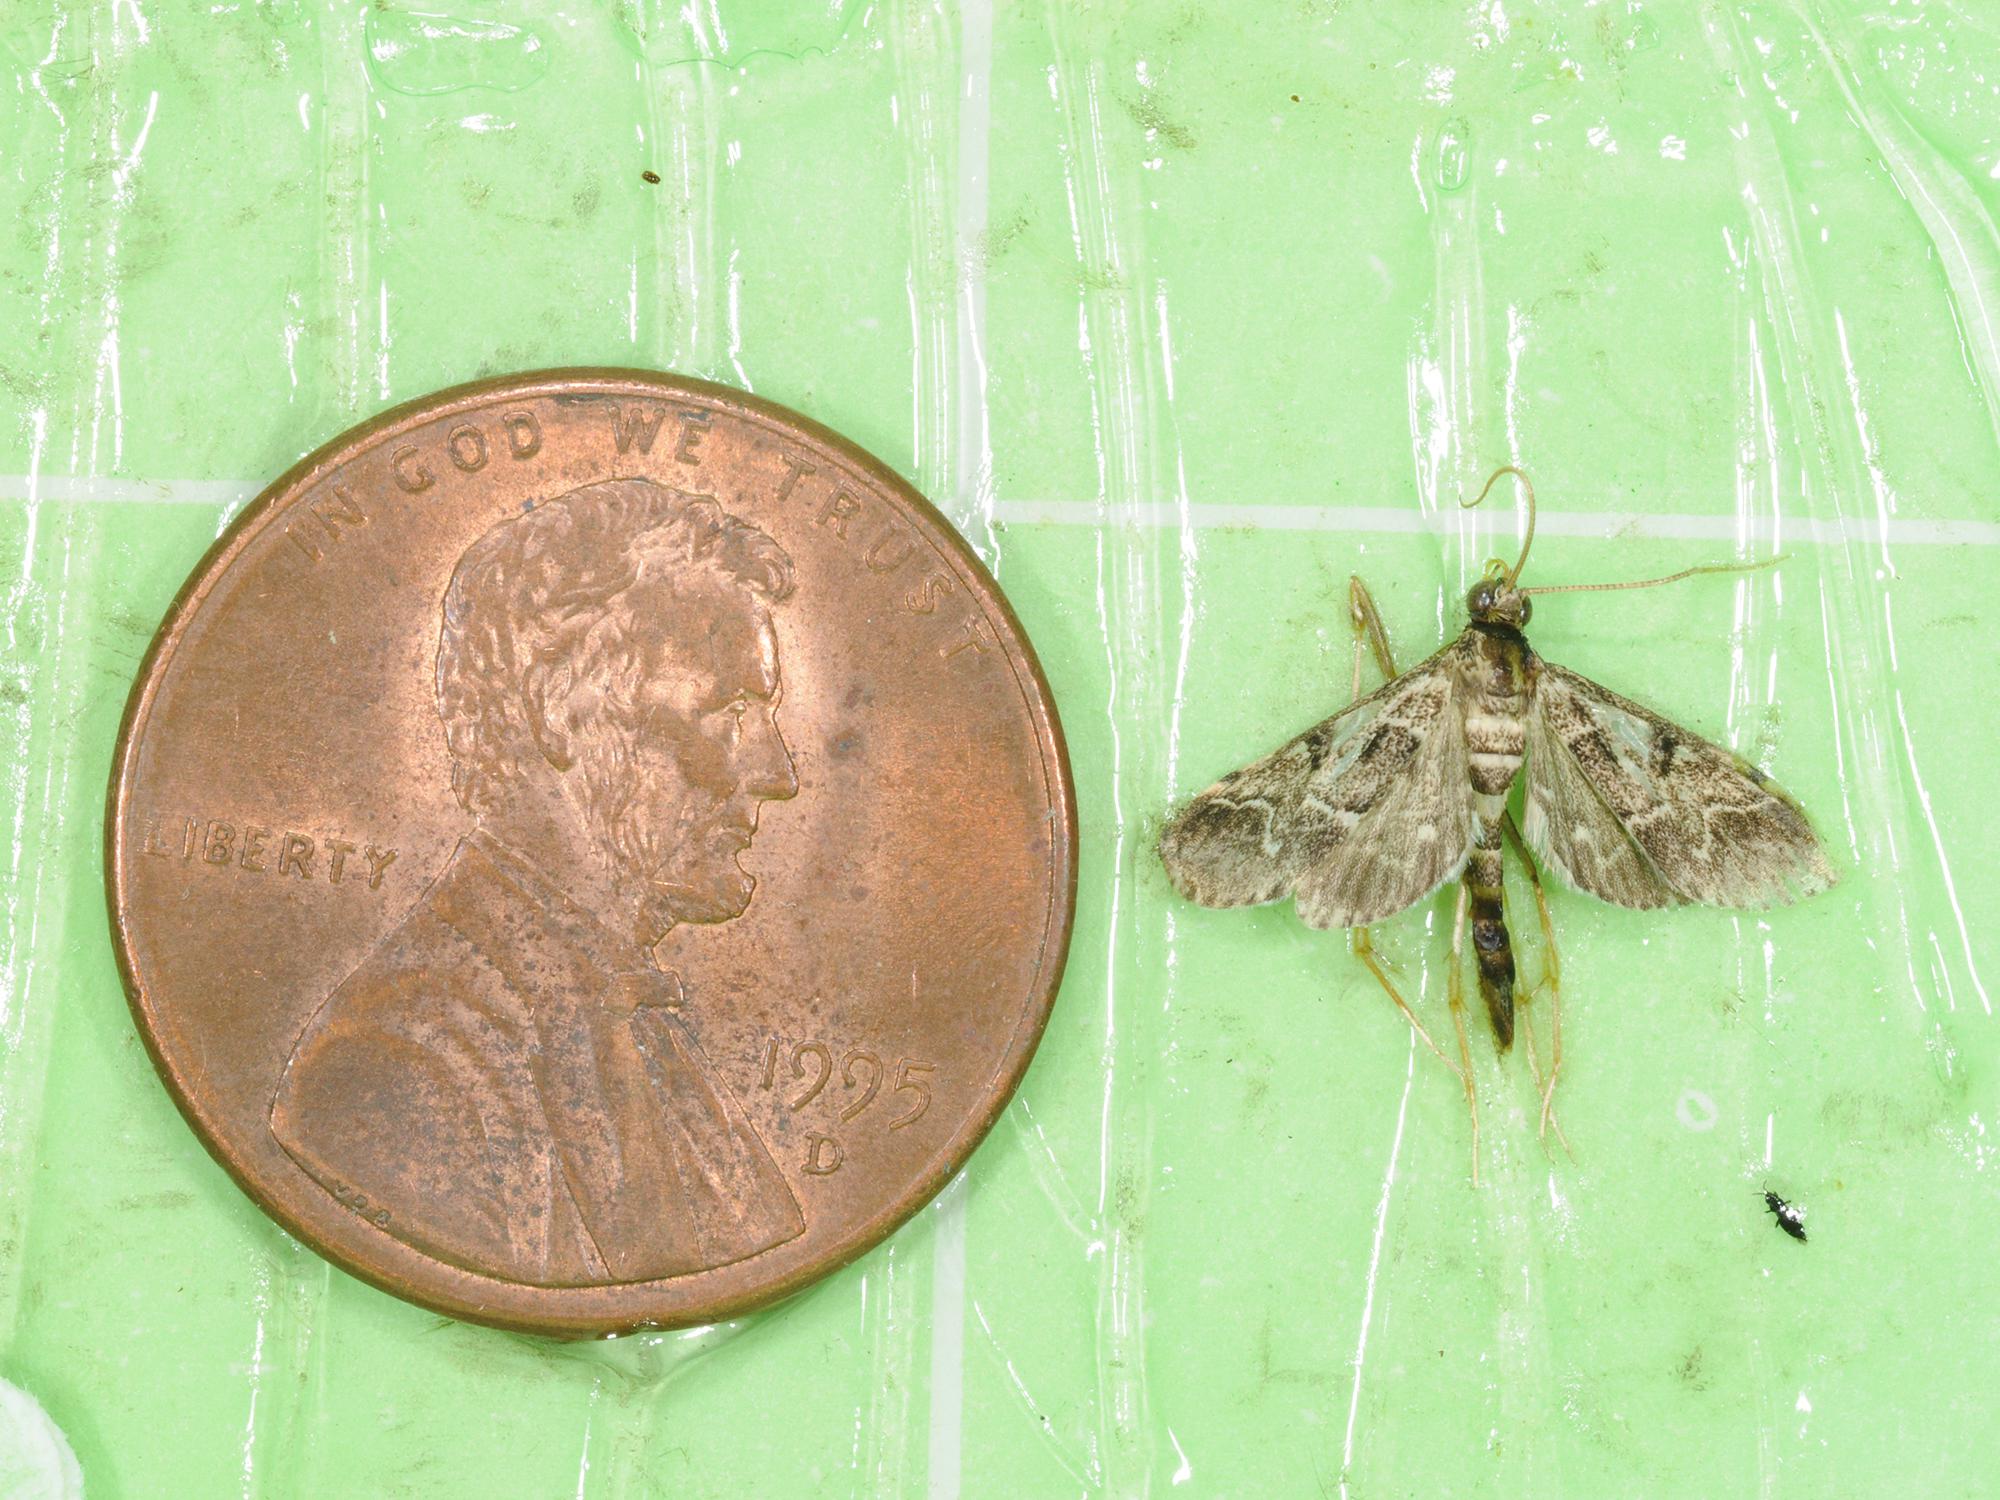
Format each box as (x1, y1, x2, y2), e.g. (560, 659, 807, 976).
(1521, 684, 1680, 910)
(1158, 639, 1475, 928)
(1524, 661, 1834, 909)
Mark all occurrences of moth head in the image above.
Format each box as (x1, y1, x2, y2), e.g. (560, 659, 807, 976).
(1459, 468, 1537, 621)
(1466, 560, 1532, 627)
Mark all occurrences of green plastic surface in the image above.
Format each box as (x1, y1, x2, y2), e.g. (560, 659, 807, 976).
(4, 2, 1998, 1495)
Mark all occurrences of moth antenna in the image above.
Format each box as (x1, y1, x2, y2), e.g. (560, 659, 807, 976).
(1460, 466, 1536, 586)
(1522, 553, 1787, 597)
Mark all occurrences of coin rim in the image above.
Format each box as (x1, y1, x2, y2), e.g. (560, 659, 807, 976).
(106, 368, 1078, 1338)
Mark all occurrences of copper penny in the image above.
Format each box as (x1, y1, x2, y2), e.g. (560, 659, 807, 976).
(107, 370, 1075, 1337)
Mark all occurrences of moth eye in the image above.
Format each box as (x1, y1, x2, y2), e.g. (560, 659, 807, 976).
(1519, 597, 1533, 624)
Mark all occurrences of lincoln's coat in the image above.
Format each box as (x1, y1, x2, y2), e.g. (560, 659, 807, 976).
(271, 831, 804, 1286)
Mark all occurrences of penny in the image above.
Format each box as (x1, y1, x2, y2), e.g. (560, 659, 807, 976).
(108, 370, 1076, 1337)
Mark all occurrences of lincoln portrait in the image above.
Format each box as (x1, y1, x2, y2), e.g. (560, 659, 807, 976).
(270, 477, 808, 1286)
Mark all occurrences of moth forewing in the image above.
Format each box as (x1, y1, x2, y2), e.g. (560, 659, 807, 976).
(1154, 693, 1390, 911)
(1157, 641, 1475, 925)
(1291, 670, 1475, 929)
(1523, 663, 1835, 909)
(1519, 690, 1683, 912)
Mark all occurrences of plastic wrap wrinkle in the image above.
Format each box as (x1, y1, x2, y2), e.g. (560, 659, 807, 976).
(3, 1, 1999, 1495)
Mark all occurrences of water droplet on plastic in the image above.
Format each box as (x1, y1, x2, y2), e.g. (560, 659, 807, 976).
(610, 0, 853, 67)
(1434, 117, 1471, 192)
(364, 9, 549, 98)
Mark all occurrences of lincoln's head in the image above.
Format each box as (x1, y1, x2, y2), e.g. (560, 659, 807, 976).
(436, 478, 798, 947)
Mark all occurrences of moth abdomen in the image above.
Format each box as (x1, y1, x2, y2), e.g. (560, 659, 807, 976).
(1466, 839, 1516, 1048)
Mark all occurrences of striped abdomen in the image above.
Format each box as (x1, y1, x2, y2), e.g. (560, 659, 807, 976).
(1460, 627, 1537, 1047)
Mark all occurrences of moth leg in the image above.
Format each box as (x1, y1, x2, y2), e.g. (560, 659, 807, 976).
(1448, 880, 1481, 1186)
(1345, 576, 1466, 1085)
(1353, 924, 1461, 1078)
(1502, 813, 1570, 1155)
(1348, 590, 1368, 702)
(1347, 574, 1398, 683)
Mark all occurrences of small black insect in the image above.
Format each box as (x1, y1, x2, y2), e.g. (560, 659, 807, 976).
(641, 169, 663, 185)
(1763, 1189, 1807, 1242)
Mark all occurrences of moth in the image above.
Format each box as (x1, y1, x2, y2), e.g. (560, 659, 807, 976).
(1762, 1189, 1808, 1243)
(1159, 468, 1834, 1148)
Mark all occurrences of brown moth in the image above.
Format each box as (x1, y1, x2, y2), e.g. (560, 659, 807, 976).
(1158, 468, 1833, 1123)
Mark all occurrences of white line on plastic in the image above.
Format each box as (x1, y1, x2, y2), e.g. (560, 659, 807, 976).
(16, 477, 1991, 547)
(991, 497, 2000, 546)
(1, 475, 257, 506)
(927, 1, 992, 1494)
